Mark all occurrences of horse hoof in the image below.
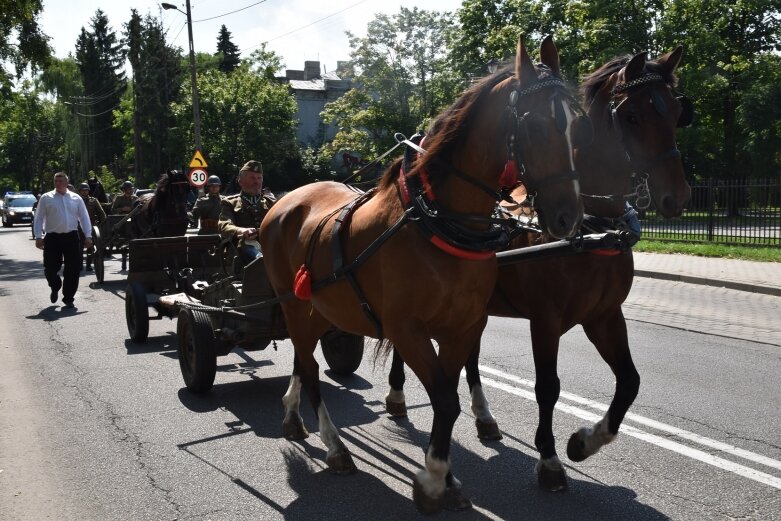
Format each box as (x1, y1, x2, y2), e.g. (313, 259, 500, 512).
(443, 484, 472, 511)
(326, 449, 357, 475)
(385, 398, 408, 417)
(412, 478, 443, 515)
(282, 416, 309, 440)
(475, 418, 503, 440)
(536, 462, 568, 491)
(566, 429, 588, 462)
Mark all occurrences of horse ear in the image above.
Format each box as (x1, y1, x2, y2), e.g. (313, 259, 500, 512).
(657, 45, 684, 76)
(624, 51, 648, 81)
(539, 34, 560, 77)
(515, 34, 539, 85)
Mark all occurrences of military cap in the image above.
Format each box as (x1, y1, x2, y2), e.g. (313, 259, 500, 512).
(207, 175, 222, 186)
(121, 180, 134, 189)
(240, 160, 263, 174)
(78, 182, 90, 190)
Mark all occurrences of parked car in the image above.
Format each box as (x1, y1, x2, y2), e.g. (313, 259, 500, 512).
(2, 192, 37, 227)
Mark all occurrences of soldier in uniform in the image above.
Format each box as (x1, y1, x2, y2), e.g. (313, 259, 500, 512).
(191, 175, 223, 235)
(219, 160, 275, 267)
(111, 180, 138, 214)
(77, 183, 106, 271)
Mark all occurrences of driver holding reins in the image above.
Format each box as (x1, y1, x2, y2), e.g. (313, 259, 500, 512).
(218, 160, 275, 267)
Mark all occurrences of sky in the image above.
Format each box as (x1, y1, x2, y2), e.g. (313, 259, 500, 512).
(40, 0, 464, 75)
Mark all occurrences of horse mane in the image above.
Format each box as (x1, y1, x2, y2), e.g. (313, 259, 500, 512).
(581, 54, 679, 105)
(378, 69, 515, 191)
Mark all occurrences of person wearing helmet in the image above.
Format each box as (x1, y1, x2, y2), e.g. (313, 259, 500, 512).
(219, 160, 275, 267)
(77, 183, 106, 271)
(111, 180, 138, 214)
(191, 175, 224, 235)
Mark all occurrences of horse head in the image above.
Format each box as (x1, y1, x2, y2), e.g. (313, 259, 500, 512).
(415, 34, 584, 240)
(583, 47, 691, 218)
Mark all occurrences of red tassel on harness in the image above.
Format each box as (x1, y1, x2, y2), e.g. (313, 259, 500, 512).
(293, 264, 312, 300)
(499, 159, 518, 187)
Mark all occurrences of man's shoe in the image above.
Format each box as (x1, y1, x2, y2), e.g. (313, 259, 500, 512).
(63, 299, 75, 309)
(50, 289, 58, 303)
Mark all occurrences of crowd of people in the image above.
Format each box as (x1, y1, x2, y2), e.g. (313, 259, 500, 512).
(29, 159, 274, 309)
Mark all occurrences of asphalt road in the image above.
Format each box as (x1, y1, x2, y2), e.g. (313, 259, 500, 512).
(1, 225, 779, 520)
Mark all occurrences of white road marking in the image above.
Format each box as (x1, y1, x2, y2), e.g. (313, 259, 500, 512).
(465, 364, 781, 490)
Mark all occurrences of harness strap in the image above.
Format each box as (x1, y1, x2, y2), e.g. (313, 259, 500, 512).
(330, 190, 385, 339)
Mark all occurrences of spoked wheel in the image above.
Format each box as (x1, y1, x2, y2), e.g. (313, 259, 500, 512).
(93, 228, 105, 283)
(219, 239, 239, 276)
(177, 308, 217, 393)
(320, 330, 364, 375)
(125, 282, 149, 342)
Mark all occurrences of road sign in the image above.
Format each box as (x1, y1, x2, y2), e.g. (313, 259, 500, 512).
(189, 150, 208, 168)
(189, 168, 208, 187)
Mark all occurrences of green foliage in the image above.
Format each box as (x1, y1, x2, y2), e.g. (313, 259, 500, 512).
(634, 239, 781, 262)
(169, 61, 301, 190)
(320, 7, 458, 166)
(0, 0, 50, 92)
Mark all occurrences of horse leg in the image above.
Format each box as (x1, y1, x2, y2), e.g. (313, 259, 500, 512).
(567, 310, 639, 462)
(466, 340, 502, 440)
(530, 320, 568, 491)
(403, 322, 483, 514)
(282, 309, 356, 475)
(385, 348, 407, 417)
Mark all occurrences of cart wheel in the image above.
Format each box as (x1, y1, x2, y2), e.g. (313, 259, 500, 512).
(125, 282, 149, 342)
(320, 331, 364, 375)
(177, 308, 217, 393)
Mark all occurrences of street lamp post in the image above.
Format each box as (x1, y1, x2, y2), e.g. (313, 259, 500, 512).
(161, 1, 202, 151)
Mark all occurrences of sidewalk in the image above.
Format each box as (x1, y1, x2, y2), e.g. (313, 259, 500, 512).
(633, 252, 781, 297)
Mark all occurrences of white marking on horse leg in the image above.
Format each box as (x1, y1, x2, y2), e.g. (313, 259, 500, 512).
(580, 412, 616, 457)
(470, 384, 497, 425)
(282, 374, 303, 424)
(385, 388, 406, 405)
(535, 455, 564, 474)
(317, 402, 346, 455)
(415, 446, 449, 499)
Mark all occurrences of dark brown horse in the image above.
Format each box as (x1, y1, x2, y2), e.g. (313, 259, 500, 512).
(132, 169, 191, 238)
(259, 35, 585, 513)
(386, 47, 692, 492)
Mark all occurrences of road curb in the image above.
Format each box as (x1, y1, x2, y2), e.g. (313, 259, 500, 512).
(634, 270, 781, 297)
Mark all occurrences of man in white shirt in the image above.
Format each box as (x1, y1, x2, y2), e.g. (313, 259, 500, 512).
(33, 172, 93, 309)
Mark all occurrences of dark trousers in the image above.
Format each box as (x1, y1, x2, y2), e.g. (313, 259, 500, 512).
(43, 231, 82, 302)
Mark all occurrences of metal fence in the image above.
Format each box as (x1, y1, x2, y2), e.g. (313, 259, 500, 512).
(639, 178, 781, 247)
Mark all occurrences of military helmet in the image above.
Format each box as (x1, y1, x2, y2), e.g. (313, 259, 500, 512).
(121, 180, 133, 189)
(78, 183, 90, 191)
(240, 160, 263, 175)
(206, 175, 221, 186)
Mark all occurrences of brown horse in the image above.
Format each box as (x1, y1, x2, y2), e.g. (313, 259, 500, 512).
(386, 47, 692, 491)
(132, 169, 191, 238)
(259, 35, 585, 513)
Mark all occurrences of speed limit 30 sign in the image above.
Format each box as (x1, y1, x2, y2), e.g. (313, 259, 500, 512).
(189, 168, 208, 187)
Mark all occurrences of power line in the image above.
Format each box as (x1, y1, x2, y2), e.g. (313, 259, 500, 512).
(193, 0, 269, 23)
(241, 0, 371, 52)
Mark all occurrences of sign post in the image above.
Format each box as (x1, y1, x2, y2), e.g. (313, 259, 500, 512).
(188, 150, 208, 193)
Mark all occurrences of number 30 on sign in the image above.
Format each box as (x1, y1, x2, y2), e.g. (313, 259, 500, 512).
(189, 168, 208, 187)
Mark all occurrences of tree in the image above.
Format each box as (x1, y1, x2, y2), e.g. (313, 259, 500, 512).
(168, 60, 300, 190)
(74, 9, 127, 173)
(320, 7, 458, 166)
(215, 24, 241, 73)
(0, 0, 50, 92)
(120, 10, 184, 187)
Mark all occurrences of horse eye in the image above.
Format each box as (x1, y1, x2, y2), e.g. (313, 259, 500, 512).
(626, 113, 639, 125)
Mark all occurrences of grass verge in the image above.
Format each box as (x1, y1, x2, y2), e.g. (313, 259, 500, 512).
(634, 240, 781, 262)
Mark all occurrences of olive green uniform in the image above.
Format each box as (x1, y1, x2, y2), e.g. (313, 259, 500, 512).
(218, 190, 276, 241)
(83, 196, 106, 226)
(111, 193, 139, 214)
(191, 193, 224, 235)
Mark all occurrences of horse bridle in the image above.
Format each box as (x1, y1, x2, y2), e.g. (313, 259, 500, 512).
(593, 71, 693, 209)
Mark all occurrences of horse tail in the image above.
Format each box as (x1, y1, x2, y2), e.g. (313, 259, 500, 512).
(371, 337, 396, 370)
